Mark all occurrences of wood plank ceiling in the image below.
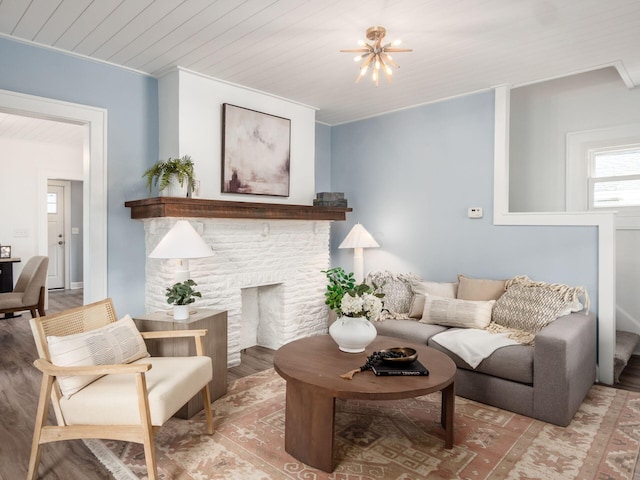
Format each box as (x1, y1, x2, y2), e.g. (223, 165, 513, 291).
(0, 0, 639, 126)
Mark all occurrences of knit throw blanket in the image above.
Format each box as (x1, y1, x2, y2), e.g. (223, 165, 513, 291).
(485, 275, 590, 345)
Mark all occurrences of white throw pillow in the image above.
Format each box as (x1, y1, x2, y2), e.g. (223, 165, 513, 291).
(409, 280, 458, 318)
(365, 271, 420, 320)
(420, 294, 495, 329)
(47, 314, 149, 398)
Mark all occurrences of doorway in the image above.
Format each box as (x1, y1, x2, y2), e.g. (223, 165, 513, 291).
(0, 88, 107, 304)
(47, 181, 68, 289)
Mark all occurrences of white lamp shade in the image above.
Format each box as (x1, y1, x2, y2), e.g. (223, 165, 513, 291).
(149, 220, 213, 259)
(338, 223, 379, 283)
(338, 223, 379, 249)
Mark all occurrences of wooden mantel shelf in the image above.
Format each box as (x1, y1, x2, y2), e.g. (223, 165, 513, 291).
(124, 197, 352, 221)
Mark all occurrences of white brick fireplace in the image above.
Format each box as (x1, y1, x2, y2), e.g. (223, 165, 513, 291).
(143, 217, 332, 367)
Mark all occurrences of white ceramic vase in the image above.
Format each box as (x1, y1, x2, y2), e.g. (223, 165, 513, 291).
(329, 316, 377, 353)
(159, 174, 189, 197)
(173, 304, 190, 321)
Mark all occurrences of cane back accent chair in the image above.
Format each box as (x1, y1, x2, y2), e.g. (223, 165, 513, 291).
(28, 298, 214, 480)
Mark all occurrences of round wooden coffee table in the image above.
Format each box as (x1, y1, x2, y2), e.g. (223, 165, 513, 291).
(273, 335, 457, 472)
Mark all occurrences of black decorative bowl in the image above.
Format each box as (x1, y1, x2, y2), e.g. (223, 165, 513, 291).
(380, 347, 418, 363)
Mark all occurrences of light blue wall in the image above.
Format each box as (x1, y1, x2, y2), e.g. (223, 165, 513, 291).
(314, 123, 331, 193)
(329, 91, 599, 311)
(0, 37, 599, 315)
(0, 37, 158, 316)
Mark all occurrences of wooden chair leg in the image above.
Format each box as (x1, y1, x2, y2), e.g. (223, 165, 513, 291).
(202, 385, 214, 434)
(37, 287, 46, 317)
(28, 372, 55, 480)
(142, 431, 158, 480)
(136, 373, 158, 480)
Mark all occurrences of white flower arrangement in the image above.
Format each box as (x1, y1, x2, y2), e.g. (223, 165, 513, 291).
(341, 291, 384, 320)
(323, 267, 385, 321)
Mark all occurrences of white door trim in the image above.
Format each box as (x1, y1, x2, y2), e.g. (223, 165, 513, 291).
(493, 84, 616, 385)
(0, 88, 107, 303)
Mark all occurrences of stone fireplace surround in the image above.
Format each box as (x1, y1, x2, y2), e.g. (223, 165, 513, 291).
(130, 196, 352, 367)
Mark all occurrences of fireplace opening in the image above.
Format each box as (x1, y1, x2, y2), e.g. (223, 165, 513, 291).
(240, 283, 284, 350)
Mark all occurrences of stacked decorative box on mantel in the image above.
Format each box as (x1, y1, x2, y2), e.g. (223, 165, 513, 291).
(313, 192, 348, 207)
(144, 217, 332, 367)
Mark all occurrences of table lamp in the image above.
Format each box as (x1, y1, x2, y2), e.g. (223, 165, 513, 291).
(149, 220, 213, 282)
(338, 223, 379, 283)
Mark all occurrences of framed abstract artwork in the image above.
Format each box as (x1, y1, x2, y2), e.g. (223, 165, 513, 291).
(222, 103, 291, 197)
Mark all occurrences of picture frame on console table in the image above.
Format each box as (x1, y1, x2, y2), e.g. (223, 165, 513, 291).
(0, 245, 10, 259)
(221, 103, 291, 197)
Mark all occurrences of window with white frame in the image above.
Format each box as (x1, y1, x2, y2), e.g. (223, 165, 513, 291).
(47, 192, 57, 214)
(588, 144, 640, 210)
(566, 124, 640, 228)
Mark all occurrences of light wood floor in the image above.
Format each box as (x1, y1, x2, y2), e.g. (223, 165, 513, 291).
(0, 290, 278, 480)
(2, 289, 639, 479)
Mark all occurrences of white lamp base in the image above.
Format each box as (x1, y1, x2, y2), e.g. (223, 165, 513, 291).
(353, 247, 364, 283)
(175, 259, 190, 283)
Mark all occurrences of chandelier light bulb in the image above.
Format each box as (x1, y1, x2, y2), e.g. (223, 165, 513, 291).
(341, 26, 412, 86)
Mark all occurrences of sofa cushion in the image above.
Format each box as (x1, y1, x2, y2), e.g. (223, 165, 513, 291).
(47, 314, 149, 398)
(420, 295, 495, 329)
(365, 271, 420, 320)
(429, 339, 534, 384)
(409, 280, 458, 318)
(456, 274, 506, 301)
(373, 319, 447, 344)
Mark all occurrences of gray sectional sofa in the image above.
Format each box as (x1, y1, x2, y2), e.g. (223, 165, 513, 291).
(367, 272, 597, 427)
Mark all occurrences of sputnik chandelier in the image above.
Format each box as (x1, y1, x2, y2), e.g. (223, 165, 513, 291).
(341, 26, 412, 86)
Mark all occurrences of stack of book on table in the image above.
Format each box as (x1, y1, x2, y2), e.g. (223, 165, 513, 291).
(371, 360, 429, 376)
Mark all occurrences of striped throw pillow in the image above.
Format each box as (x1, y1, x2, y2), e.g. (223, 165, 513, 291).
(47, 314, 149, 398)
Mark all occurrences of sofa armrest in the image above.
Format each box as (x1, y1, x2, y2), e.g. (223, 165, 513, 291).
(533, 311, 597, 426)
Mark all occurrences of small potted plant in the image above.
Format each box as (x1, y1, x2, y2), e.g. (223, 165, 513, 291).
(143, 155, 196, 197)
(323, 267, 384, 353)
(165, 279, 201, 320)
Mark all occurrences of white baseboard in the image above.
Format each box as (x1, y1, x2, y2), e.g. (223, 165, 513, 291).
(71, 282, 84, 290)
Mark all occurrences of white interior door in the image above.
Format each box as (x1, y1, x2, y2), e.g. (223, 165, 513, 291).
(47, 182, 66, 289)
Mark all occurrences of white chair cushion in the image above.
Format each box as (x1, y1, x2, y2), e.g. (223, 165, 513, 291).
(59, 356, 213, 426)
(47, 314, 149, 398)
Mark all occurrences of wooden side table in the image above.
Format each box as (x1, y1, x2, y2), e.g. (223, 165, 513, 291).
(134, 308, 228, 419)
(0, 257, 21, 292)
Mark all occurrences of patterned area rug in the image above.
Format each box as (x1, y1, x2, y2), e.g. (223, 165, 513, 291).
(85, 369, 640, 480)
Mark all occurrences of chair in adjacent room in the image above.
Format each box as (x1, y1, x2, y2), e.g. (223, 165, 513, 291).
(0, 255, 49, 319)
(27, 298, 214, 480)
